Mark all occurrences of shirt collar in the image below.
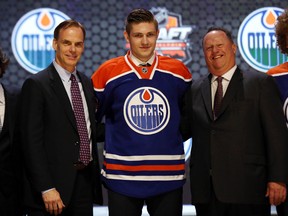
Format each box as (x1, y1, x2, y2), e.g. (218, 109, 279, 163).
(211, 65, 237, 83)
(53, 60, 77, 82)
(129, 51, 155, 66)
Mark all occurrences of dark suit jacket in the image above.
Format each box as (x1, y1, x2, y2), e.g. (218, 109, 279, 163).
(20, 63, 103, 210)
(187, 67, 288, 204)
(0, 84, 21, 215)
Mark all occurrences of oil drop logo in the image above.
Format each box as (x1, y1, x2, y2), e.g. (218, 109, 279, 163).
(11, 8, 70, 74)
(124, 87, 170, 135)
(238, 7, 287, 72)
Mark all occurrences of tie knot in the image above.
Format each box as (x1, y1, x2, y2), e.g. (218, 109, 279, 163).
(139, 63, 151, 67)
(216, 76, 223, 83)
(70, 74, 77, 82)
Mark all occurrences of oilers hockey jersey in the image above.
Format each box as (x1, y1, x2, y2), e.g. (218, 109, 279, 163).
(91, 52, 192, 198)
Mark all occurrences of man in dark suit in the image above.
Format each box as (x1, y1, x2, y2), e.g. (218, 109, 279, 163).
(185, 26, 288, 216)
(20, 20, 103, 216)
(0, 48, 21, 216)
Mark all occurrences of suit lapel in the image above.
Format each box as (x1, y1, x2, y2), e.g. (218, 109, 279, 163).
(77, 72, 99, 156)
(217, 67, 243, 118)
(77, 72, 97, 134)
(201, 74, 214, 121)
(48, 65, 78, 131)
(77, 72, 94, 117)
(4, 89, 13, 135)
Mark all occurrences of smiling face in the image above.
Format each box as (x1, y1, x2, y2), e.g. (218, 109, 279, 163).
(203, 30, 237, 76)
(124, 22, 159, 62)
(52, 26, 84, 72)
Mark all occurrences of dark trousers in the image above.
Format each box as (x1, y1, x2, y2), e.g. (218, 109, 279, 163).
(108, 187, 183, 216)
(194, 181, 270, 216)
(27, 165, 93, 216)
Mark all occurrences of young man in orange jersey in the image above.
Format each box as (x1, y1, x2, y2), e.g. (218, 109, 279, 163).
(92, 8, 192, 216)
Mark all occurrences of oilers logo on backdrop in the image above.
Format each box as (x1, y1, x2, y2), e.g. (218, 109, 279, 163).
(238, 7, 288, 72)
(124, 87, 170, 135)
(11, 8, 70, 74)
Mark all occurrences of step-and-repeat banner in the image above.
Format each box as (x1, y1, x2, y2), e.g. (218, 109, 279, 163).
(1, 0, 287, 205)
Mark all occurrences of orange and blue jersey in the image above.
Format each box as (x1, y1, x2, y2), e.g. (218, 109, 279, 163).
(91, 52, 192, 198)
(267, 62, 288, 125)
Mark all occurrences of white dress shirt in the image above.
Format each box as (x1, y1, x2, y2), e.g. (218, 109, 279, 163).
(129, 51, 155, 66)
(211, 65, 237, 109)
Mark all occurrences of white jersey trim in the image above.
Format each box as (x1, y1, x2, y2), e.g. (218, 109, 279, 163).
(104, 151, 185, 161)
(101, 169, 186, 181)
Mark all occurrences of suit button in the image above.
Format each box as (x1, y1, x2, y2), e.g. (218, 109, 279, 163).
(74, 141, 79, 146)
(211, 130, 215, 135)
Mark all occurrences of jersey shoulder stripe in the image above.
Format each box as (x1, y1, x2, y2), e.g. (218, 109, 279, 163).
(92, 56, 132, 91)
(91, 54, 193, 91)
(267, 62, 288, 75)
(157, 55, 192, 81)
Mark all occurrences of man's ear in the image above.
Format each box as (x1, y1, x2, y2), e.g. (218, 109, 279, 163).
(123, 31, 129, 43)
(52, 39, 57, 51)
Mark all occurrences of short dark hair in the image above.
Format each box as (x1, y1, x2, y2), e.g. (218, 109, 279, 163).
(0, 48, 9, 78)
(125, 8, 158, 34)
(54, 19, 86, 40)
(202, 26, 234, 46)
(275, 8, 288, 54)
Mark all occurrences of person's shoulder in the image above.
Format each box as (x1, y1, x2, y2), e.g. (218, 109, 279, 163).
(27, 63, 54, 80)
(237, 66, 266, 78)
(158, 55, 186, 67)
(91, 56, 129, 88)
(97, 56, 125, 71)
(21, 64, 55, 90)
(92, 56, 131, 79)
(240, 67, 277, 87)
(2, 83, 21, 96)
(92, 56, 127, 79)
(191, 74, 209, 89)
(157, 55, 192, 79)
(266, 62, 288, 75)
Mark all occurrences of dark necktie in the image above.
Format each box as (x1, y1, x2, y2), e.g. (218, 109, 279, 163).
(139, 63, 151, 67)
(70, 74, 90, 165)
(213, 76, 223, 119)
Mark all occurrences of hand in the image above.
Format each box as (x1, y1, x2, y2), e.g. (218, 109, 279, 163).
(42, 188, 65, 215)
(266, 182, 286, 206)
